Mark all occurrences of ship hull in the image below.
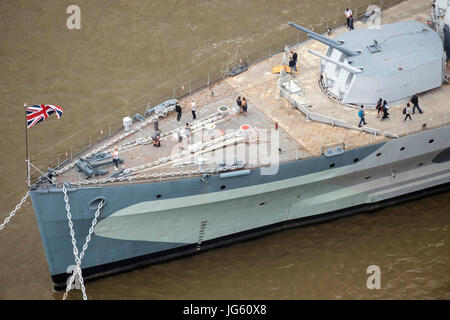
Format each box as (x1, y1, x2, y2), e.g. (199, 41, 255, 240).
(29, 126, 450, 290)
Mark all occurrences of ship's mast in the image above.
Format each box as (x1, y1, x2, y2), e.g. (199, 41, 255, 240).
(24, 103, 30, 187)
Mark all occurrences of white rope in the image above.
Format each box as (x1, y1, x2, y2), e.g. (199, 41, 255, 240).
(54, 112, 225, 176)
(61, 184, 104, 300)
(66, 127, 252, 186)
(0, 191, 29, 231)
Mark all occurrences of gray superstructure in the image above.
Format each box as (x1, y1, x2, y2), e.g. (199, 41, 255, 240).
(289, 21, 445, 106)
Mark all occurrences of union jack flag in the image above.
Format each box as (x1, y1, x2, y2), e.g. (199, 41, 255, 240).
(26, 104, 63, 129)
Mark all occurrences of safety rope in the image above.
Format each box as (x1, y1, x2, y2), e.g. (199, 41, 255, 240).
(61, 183, 104, 300)
(66, 126, 252, 186)
(0, 191, 29, 231)
(54, 112, 225, 176)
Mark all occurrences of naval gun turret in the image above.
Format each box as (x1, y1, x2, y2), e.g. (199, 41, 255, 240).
(289, 20, 446, 106)
(429, 0, 450, 59)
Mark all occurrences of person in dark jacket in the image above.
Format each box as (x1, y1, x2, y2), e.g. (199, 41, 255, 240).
(236, 96, 242, 114)
(410, 93, 423, 114)
(288, 56, 296, 75)
(175, 103, 182, 123)
(349, 14, 354, 30)
(291, 51, 298, 71)
(381, 100, 390, 120)
(376, 98, 383, 118)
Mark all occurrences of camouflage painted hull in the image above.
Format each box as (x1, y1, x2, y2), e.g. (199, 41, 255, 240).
(30, 125, 450, 289)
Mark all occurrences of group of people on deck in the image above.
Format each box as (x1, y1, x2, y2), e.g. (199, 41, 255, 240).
(236, 96, 248, 116)
(358, 94, 424, 128)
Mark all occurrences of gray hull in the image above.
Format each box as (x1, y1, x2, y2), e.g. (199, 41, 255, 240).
(29, 125, 450, 289)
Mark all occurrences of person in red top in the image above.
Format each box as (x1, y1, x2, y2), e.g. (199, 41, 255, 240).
(112, 147, 119, 170)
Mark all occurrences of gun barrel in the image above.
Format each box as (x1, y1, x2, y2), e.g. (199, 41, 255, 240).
(288, 22, 358, 57)
(308, 50, 363, 74)
(288, 22, 340, 45)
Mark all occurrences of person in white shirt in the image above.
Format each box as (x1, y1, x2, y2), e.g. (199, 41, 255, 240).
(345, 8, 353, 28)
(404, 103, 412, 121)
(191, 99, 197, 120)
(184, 123, 191, 144)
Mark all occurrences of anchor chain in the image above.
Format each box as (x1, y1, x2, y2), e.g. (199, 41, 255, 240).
(0, 191, 29, 231)
(61, 184, 104, 300)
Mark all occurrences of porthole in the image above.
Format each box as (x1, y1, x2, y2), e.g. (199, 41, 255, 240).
(220, 185, 226, 190)
(353, 158, 359, 163)
(400, 147, 405, 151)
(329, 163, 335, 168)
(156, 194, 162, 199)
(376, 152, 381, 157)
(429, 139, 434, 144)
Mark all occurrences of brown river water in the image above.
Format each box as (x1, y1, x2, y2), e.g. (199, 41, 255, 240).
(0, 0, 449, 299)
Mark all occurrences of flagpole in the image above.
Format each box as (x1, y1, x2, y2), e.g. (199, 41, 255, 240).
(24, 103, 30, 187)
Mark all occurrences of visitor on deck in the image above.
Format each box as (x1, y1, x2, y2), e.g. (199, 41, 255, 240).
(241, 97, 248, 117)
(112, 147, 120, 170)
(184, 123, 191, 144)
(291, 50, 298, 71)
(288, 56, 296, 75)
(349, 14, 354, 30)
(381, 100, 390, 120)
(358, 105, 367, 127)
(345, 8, 353, 28)
(404, 103, 412, 121)
(152, 130, 161, 147)
(47, 166, 54, 184)
(175, 103, 182, 123)
(376, 98, 383, 118)
(411, 93, 423, 114)
(153, 118, 159, 131)
(236, 96, 242, 114)
(191, 99, 197, 120)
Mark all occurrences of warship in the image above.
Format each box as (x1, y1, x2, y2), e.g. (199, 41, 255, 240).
(16, 0, 450, 290)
